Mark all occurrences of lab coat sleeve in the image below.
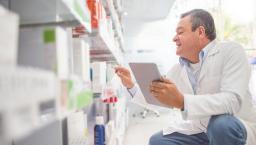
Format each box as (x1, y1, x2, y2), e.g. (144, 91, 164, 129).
(127, 85, 138, 97)
(123, 84, 144, 102)
(184, 43, 251, 120)
(123, 85, 137, 100)
(183, 92, 240, 120)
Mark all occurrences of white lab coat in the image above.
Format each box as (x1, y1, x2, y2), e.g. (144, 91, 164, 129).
(132, 41, 256, 145)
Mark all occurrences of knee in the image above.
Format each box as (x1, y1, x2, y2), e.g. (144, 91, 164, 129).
(149, 132, 179, 145)
(207, 114, 232, 136)
(207, 114, 246, 139)
(148, 132, 161, 145)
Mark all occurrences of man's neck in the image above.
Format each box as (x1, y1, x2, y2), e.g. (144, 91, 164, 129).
(190, 39, 211, 63)
(189, 57, 200, 64)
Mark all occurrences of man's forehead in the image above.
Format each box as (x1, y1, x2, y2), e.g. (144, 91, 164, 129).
(176, 16, 191, 29)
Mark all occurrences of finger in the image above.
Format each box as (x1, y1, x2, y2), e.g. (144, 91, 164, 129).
(115, 66, 128, 72)
(115, 67, 130, 75)
(116, 72, 127, 79)
(160, 77, 174, 84)
(150, 86, 163, 94)
(151, 91, 159, 97)
(150, 83, 163, 90)
(116, 72, 123, 78)
(151, 81, 167, 89)
(150, 88, 161, 96)
(115, 69, 126, 76)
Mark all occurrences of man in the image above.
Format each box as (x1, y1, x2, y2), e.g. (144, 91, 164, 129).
(115, 9, 256, 145)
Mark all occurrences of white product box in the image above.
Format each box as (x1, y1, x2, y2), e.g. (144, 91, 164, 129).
(0, 67, 58, 108)
(18, 26, 70, 79)
(72, 38, 90, 82)
(67, 111, 88, 145)
(0, 5, 19, 66)
(0, 66, 58, 141)
(91, 62, 107, 93)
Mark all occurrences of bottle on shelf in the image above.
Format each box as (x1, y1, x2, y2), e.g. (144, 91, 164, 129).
(94, 115, 105, 145)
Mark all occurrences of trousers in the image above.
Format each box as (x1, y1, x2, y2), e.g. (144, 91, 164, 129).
(149, 114, 247, 145)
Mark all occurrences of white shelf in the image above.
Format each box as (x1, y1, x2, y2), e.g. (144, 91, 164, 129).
(62, 0, 91, 32)
(10, 0, 69, 24)
(105, 0, 124, 51)
(90, 22, 124, 64)
(87, 0, 124, 64)
(10, 0, 91, 32)
(113, 0, 123, 14)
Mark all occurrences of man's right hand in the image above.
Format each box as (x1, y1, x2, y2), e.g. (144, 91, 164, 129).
(114, 66, 134, 89)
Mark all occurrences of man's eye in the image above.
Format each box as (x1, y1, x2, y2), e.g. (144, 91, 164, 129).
(178, 32, 183, 34)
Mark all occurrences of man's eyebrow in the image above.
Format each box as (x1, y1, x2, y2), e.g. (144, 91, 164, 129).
(176, 27, 184, 31)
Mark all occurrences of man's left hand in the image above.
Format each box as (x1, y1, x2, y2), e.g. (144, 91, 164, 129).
(149, 77, 184, 109)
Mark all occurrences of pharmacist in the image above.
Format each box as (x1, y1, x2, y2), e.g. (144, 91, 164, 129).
(115, 9, 256, 145)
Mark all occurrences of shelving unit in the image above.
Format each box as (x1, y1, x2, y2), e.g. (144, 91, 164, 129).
(0, 0, 127, 145)
(89, 24, 124, 63)
(77, 0, 125, 64)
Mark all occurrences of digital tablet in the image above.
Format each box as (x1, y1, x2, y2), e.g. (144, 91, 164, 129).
(129, 62, 165, 106)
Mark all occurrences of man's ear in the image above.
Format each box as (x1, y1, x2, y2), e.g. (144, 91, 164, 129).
(198, 26, 206, 38)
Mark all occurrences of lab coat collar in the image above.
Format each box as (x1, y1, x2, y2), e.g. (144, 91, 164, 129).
(178, 40, 218, 93)
(198, 40, 219, 82)
(179, 57, 189, 67)
(178, 39, 217, 66)
(205, 40, 218, 57)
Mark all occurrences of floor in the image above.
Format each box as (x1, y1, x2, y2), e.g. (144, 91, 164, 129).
(123, 109, 181, 145)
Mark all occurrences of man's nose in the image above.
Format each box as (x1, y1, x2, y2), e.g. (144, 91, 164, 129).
(172, 35, 177, 42)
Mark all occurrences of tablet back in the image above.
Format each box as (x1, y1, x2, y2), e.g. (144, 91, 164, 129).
(129, 63, 164, 106)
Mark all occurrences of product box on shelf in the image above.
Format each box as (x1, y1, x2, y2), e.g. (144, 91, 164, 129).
(72, 38, 91, 82)
(0, 5, 19, 66)
(67, 111, 88, 145)
(87, 0, 108, 30)
(66, 77, 93, 111)
(0, 66, 58, 142)
(91, 62, 107, 93)
(87, 0, 100, 29)
(18, 26, 70, 79)
(13, 120, 63, 145)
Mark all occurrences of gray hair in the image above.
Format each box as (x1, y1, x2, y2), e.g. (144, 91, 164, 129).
(181, 9, 216, 41)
